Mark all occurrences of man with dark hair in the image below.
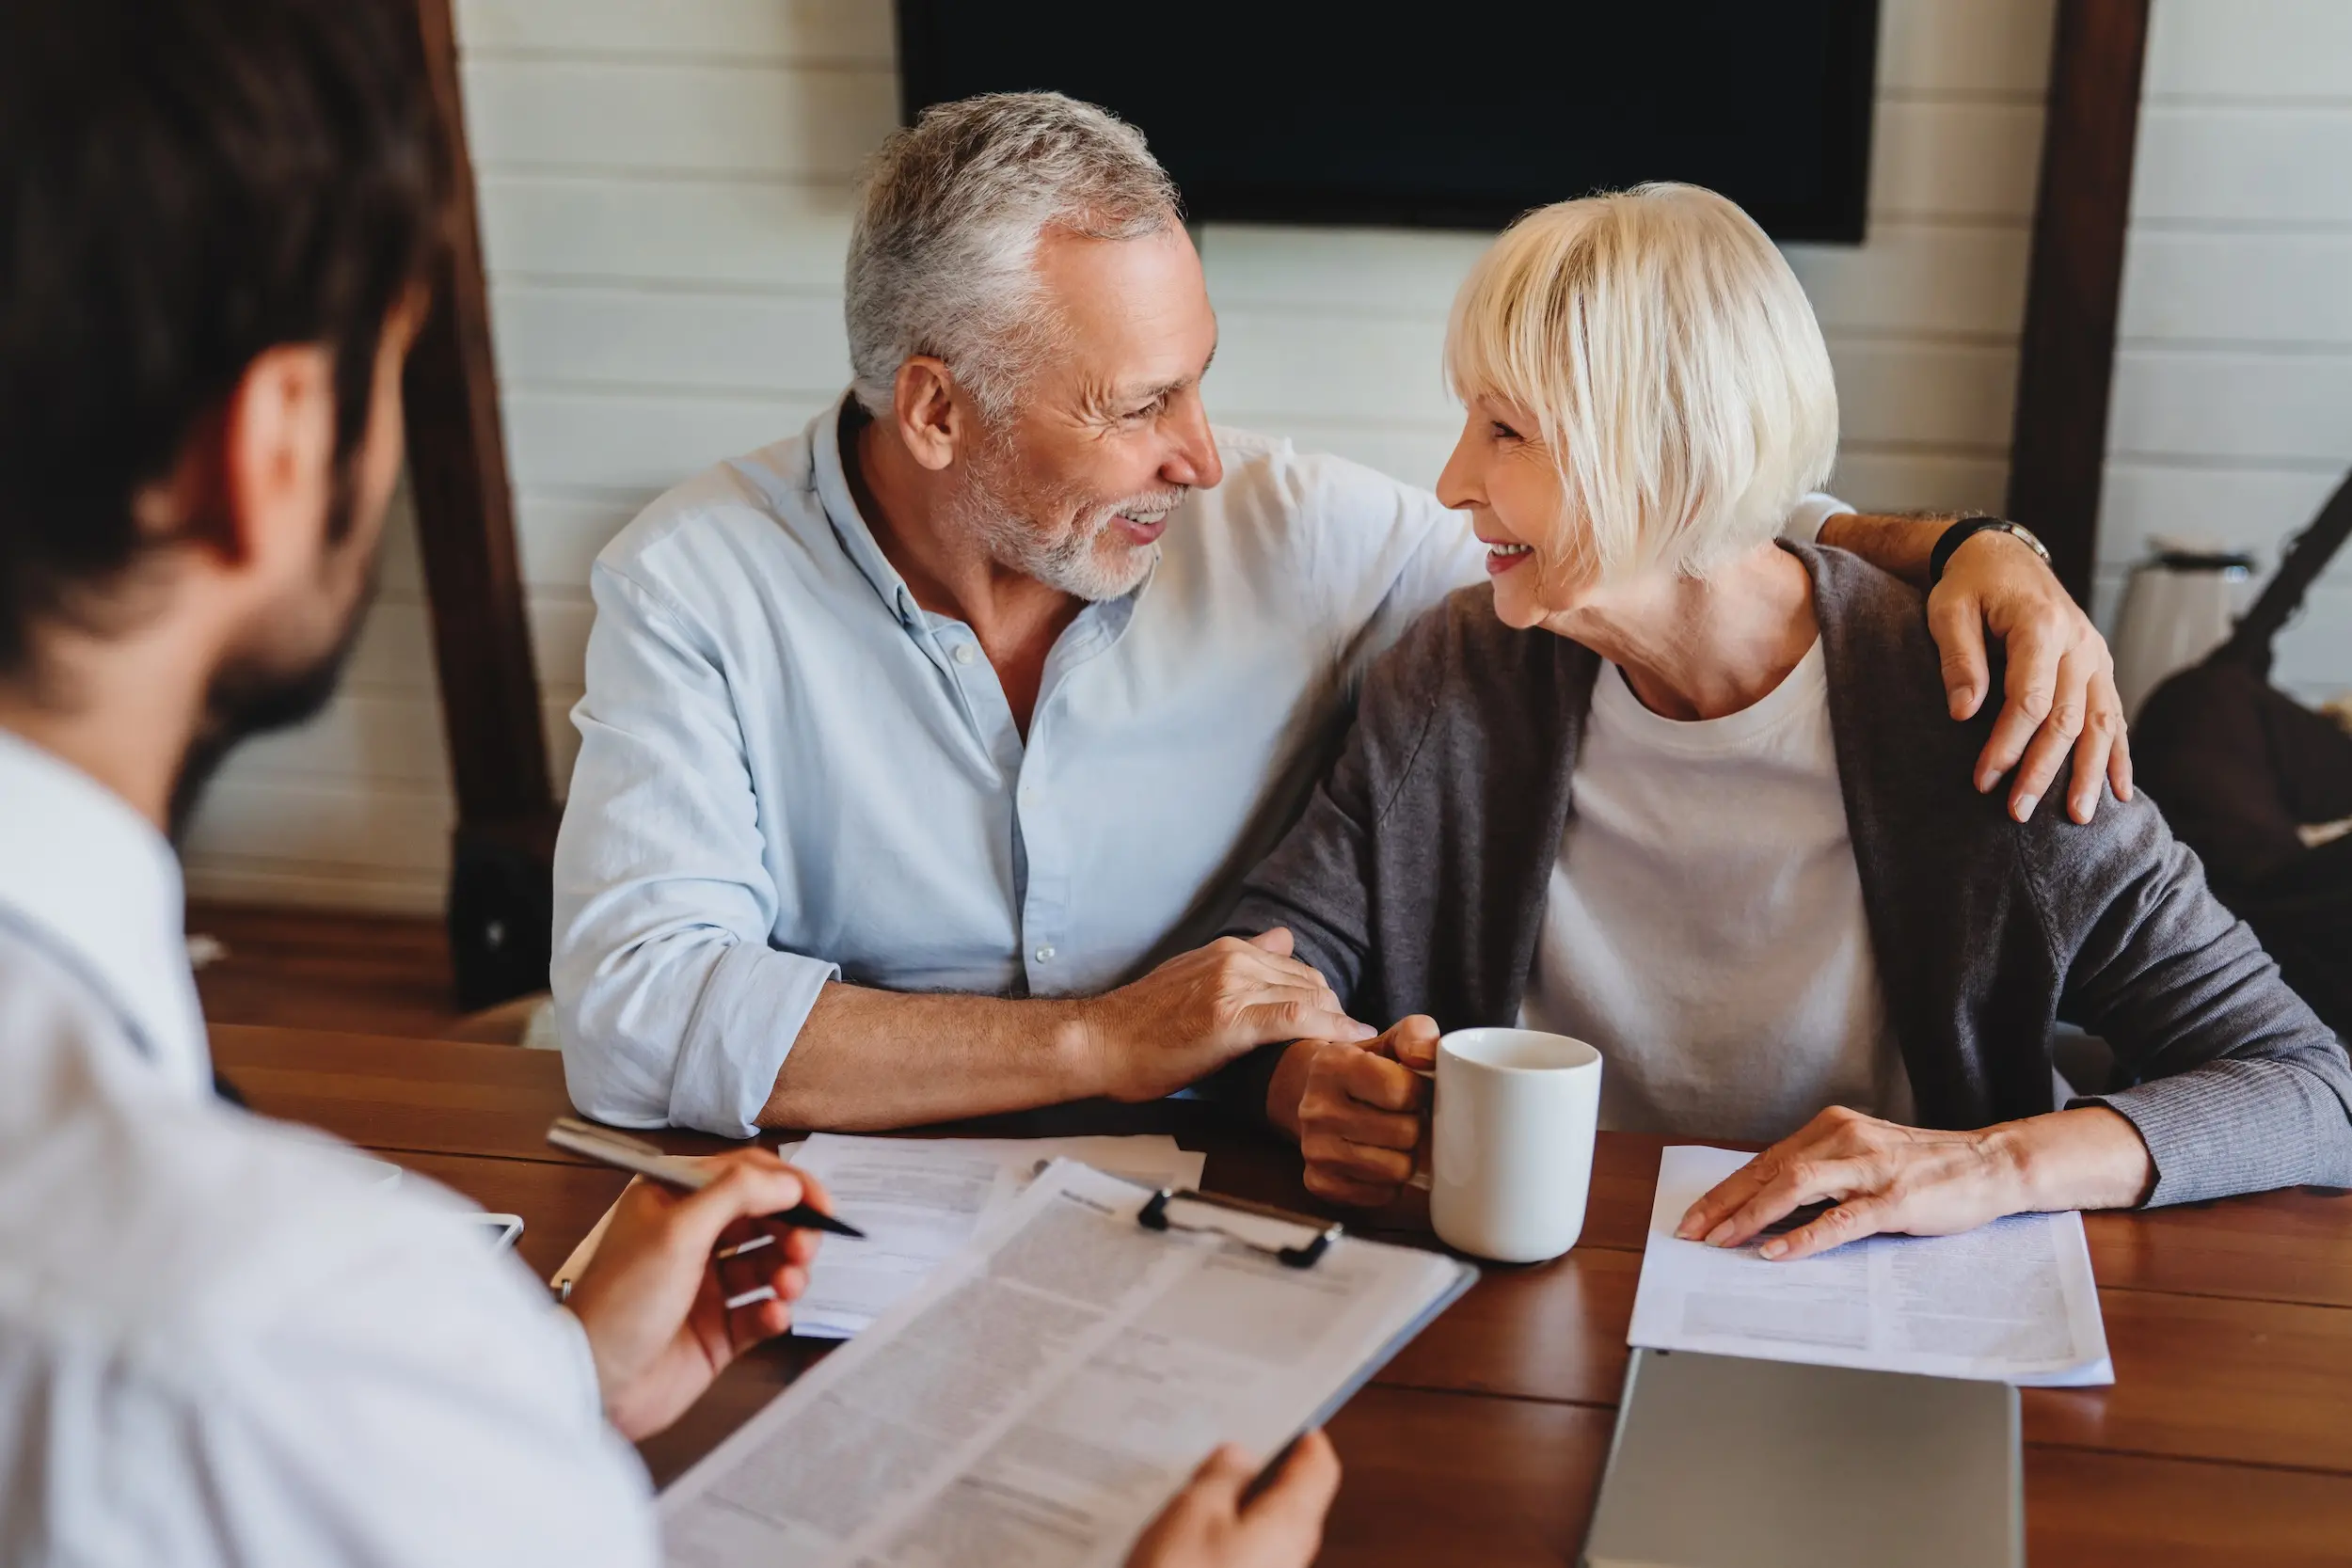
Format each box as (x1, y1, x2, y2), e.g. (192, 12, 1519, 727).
(0, 4, 1336, 1563)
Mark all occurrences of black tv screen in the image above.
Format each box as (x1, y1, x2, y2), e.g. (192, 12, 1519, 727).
(897, 2, 1879, 242)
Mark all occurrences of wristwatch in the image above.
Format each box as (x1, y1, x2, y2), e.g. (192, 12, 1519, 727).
(1929, 515, 2051, 585)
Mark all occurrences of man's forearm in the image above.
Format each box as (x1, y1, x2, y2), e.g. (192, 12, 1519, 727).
(756, 981, 1103, 1132)
(1818, 511, 1959, 587)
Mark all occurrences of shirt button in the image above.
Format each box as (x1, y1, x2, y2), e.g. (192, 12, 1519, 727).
(1035, 944, 1056, 963)
(951, 642, 977, 666)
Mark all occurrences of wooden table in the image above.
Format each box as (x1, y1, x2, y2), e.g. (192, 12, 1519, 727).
(214, 1022, 2352, 1565)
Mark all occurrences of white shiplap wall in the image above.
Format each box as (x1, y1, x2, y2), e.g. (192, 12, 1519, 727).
(2105, 0, 2352, 705)
(182, 0, 2058, 911)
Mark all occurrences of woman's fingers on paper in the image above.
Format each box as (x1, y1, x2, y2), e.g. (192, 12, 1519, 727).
(1760, 1197, 1891, 1262)
(1675, 1163, 1770, 1241)
(1704, 1158, 1867, 1250)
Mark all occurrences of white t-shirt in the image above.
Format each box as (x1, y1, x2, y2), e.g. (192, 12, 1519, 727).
(1518, 641, 1915, 1141)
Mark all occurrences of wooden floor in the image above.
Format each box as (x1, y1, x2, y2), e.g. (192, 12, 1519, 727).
(188, 901, 469, 1037)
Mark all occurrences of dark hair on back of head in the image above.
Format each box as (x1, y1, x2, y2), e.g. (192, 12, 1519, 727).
(0, 0, 446, 674)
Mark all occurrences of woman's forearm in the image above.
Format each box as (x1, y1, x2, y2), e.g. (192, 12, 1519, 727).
(1994, 1105, 2157, 1213)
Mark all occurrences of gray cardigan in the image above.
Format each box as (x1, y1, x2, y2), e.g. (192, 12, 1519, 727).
(1226, 545, 2352, 1206)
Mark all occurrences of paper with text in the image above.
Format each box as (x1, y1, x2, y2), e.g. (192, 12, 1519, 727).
(661, 1161, 1472, 1568)
(1628, 1145, 2113, 1386)
(781, 1135, 1209, 1339)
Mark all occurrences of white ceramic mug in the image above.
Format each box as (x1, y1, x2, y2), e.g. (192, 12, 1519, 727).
(1426, 1027, 1603, 1263)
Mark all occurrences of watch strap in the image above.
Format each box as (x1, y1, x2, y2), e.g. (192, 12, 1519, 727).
(1929, 516, 2049, 585)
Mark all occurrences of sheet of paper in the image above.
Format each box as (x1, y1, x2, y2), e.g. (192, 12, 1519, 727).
(1628, 1145, 2113, 1386)
(782, 1134, 1209, 1339)
(660, 1160, 1470, 1568)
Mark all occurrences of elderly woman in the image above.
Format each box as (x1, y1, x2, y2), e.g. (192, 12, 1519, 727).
(1230, 183, 2352, 1259)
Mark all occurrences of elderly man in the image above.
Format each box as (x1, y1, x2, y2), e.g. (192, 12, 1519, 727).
(554, 92, 2128, 1138)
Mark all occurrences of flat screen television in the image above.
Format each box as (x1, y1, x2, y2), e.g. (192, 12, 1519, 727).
(897, 2, 1880, 243)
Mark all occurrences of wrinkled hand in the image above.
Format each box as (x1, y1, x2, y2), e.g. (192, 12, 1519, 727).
(1087, 930, 1374, 1103)
(1673, 1104, 2153, 1262)
(1125, 1433, 1342, 1568)
(1928, 529, 2130, 824)
(1273, 1015, 1439, 1207)
(565, 1150, 830, 1439)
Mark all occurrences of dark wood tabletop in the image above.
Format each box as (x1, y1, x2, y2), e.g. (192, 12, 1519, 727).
(212, 1022, 2352, 1566)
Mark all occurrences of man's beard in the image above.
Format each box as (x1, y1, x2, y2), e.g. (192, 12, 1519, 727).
(167, 563, 376, 845)
(956, 438, 1187, 603)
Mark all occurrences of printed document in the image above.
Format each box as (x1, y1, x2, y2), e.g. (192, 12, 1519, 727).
(661, 1160, 1472, 1568)
(781, 1134, 1208, 1339)
(1629, 1145, 2112, 1386)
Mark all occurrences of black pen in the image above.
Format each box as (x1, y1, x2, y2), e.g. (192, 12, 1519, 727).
(546, 1117, 865, 1240)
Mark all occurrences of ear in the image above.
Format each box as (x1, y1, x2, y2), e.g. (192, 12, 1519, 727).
(890, 356, 967, 473)
(212, 343, 340, 576)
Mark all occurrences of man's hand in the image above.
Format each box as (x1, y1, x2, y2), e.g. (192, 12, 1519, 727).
(1084, 930, 1374, 1103)
(1928, 530, 2130, 825)
(1125, 1433, 1342, 1568)
(564, 1150, 830, 1439)
(1673, 1104, 2154, 1262)
(1271, 1015, 1439, 1207)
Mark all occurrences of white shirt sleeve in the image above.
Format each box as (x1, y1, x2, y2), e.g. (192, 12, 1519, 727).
(133, 1243, 661, 1568)
(551, 561, 839, 1137)
(1277, 451, 1486, 690)
(1781, 491, 1856, 546)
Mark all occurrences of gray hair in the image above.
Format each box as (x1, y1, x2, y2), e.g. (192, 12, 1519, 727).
(845, 92, 1181, 421)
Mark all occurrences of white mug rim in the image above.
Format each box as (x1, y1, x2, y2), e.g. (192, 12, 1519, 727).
(1438, 1026, 1601, 1076)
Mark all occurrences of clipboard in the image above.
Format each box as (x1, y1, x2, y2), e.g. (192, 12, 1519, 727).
(658, 1160, 1481, 1566)
(1134, 1185, 1479, 1497)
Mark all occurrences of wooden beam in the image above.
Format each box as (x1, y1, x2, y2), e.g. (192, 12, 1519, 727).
(2005, 0, 2153, 604)
(403, 0, 558, 1006)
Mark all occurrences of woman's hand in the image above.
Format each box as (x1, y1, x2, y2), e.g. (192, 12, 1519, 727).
(1675, 1104, 2156, 1262)
(1269, 1016, 1439, 1207)
(1124, 1433, 1342, 1568)
(564, 1150, 832, 1439)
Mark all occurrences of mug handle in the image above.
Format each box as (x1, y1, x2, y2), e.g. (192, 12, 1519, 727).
(1406, 1066, 1435, 1192)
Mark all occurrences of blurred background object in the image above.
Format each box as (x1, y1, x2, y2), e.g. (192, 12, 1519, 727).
(2136, 469, 2352, 1037)
(2111, 536, 2257, 720)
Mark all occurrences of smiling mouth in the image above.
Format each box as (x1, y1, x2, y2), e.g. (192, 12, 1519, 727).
(1483, 539, 1534, 572)
(1112, 501, 1177, 544)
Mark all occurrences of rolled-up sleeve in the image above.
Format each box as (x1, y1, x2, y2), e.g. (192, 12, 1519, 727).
(552, 563, 837, 1137)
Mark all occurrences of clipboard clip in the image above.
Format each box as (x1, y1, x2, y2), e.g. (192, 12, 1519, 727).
(1137, 1188, 1342, 1269)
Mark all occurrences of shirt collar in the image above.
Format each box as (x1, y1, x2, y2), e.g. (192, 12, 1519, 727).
(0, 728, 211, 1098)
(810, 393, 925, 628)
(806, 389, 1160, 636)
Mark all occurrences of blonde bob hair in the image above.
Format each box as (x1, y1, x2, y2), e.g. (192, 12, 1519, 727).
(1445, 182, 1838, 584)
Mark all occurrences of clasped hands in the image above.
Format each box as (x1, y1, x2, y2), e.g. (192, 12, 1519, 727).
(1275, 1028, 2156, 1257)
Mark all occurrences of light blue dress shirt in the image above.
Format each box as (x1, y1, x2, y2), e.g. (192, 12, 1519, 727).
(551, 396, 1485, 1136)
